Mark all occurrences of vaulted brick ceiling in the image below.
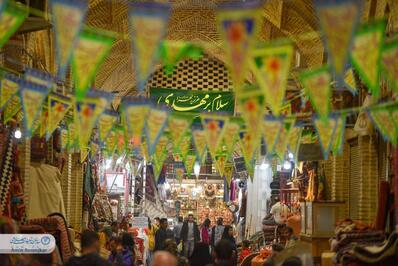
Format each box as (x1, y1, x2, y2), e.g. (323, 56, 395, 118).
(86, 0, 395, 97)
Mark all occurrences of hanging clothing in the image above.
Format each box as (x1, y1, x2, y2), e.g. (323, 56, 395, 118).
(27, 163, 65, 219)
(230, 180, 237, 201)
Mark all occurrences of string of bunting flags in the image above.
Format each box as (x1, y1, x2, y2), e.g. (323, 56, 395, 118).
(0, 0, 397, 183)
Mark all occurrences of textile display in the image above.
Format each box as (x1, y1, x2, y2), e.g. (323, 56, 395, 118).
(92, 193, 113, 223)
(26, 163, 66, 220)
(28, 213, 74, 262)
(0, 127, 14, 215)
(246, 165, 273, 235)
(330, 219, 386, 263)
(348, 231, 398, 264)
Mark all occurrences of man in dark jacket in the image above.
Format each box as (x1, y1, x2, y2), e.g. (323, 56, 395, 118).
(154, 218, 174, 251)
(180, 214, 200, 257)
(65, 230, 110, 266)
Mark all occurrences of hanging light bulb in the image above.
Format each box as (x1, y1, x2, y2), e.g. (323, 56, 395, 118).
(283, 160, 292, 170)
(105, 159, 112, 169)
(14, 128, 22, 139)
(194, 161, 201, 178)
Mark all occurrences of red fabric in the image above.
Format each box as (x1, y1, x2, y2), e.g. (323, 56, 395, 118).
(239, 248, 251, 263)
(201, 227, 210, 245)
(375, 181, 389, 230)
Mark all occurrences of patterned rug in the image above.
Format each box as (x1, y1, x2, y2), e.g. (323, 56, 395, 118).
(0, 128, 14, 215)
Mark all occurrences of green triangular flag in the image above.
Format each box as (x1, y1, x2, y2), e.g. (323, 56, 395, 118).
(146, 108, 168, 156)
(184, 152, 197, 178)
(369, 108, 397, 146)
(331, 113, 346, 155)
(251, 42, 293, 115)
(215, 151, 228, 177)
(201, 115, 227, 159)
(300, 66, 332, 121)
(381, 40, 398, 93)
(262, 118, 283, 156)
(168, 113, 192, 148)
(72, 28, 114, 100)
(193, 129, 207, 161)
(314, 116, 338, 159)
(0, 5, 27, 49)
(350, 20, 386, 97)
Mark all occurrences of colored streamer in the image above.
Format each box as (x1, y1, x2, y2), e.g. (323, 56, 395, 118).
(315, 0, 361, 81)
(129, 2, 171, 91)
(300, 66, 332, 121)
(350, 20, 386, 97)
(146, 108, 168, 156)
(51, 0, 88, 78)
(47, 94, 72, 138)
(381, 40, 398, 93)
(0, 4, 27, 49)
(217, 2, 261, 89)
(201, 115, 227, 159)
(314, 116, 338, 159)
(18, 80, 50, 137)
(72, 28, 114, 100)
(251, 41, 293, 115)
(0, 73, 20, 111)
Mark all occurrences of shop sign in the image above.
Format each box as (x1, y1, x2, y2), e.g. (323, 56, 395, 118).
(149, 88, 234, 114)
(132, 217, 149, 228)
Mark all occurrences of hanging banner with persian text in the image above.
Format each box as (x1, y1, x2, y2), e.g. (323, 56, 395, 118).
(149, 88, 234, 114)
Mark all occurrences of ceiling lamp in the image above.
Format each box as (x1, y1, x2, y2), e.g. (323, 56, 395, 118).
(283, 161, 292, 170)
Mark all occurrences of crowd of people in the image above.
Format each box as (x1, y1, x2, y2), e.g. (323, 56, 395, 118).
(60, 214, 243, 266)
(149, 214, 239, 266)
(0, 211, 307, 266)
(63, 212, 307, 266)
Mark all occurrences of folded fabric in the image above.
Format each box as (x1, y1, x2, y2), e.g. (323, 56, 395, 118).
(351, 232, 398, 263)
(337, 231, 385, 241)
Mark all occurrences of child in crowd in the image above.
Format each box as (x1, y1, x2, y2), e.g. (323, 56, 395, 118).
(281, 227, 298, 249)
(239, 240, 252, 263)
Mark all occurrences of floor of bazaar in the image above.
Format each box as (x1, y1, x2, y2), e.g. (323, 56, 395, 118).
(1, 1, 398, 266)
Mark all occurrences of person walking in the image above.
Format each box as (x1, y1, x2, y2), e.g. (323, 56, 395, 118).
(154, 218, 174, 251)
(180, 214, 200, 258)
(211, 218, 225, 248)
(173, 216, 184, 244)
(145, 218, 157, 265)
(65, 230, 111, 266)
(200, 218, 211, 245)
(107, 235, 135, 266)
(221, 225, 237, 266)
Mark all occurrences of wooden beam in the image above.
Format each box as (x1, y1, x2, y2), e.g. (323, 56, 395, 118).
(17, 17, 52, 34)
